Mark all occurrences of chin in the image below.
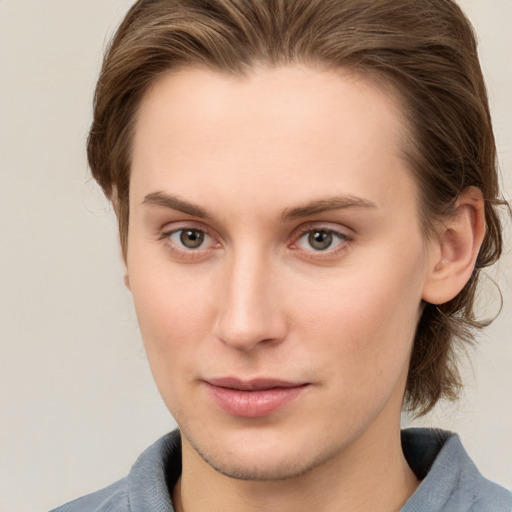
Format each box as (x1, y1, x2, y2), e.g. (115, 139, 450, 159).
(182, 424, 340, 482)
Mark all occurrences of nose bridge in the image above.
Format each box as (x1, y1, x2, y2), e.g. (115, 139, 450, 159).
(214, 243, 286, 351)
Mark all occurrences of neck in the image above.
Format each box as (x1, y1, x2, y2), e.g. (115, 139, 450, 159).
(174, 420, 419, 512)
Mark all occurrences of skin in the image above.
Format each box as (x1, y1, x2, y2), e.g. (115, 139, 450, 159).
(125, 65, 484, 512)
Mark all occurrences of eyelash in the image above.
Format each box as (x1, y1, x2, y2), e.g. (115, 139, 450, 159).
(291, 225, 352, 257)
(160, 224, 219, 260)
(159, 223, 352, 259)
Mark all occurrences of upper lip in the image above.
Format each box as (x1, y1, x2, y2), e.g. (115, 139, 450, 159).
(205, 377, 305, 391)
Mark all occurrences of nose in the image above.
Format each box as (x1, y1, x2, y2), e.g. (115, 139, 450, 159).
(213, 250, 288, 352)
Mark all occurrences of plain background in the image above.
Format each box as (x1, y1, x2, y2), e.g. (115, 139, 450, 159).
(0, 1, 510, 511)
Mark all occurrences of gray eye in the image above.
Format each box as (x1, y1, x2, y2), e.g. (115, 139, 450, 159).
(308, 230, 333, 250)
(179, 229, 205, 249)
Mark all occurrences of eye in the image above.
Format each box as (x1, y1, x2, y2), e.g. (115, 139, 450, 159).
(296, 229, 348, 252)
(168, 228, 210, 250)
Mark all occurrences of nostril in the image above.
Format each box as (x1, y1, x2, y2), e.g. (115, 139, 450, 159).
(214, 314, 287, 352)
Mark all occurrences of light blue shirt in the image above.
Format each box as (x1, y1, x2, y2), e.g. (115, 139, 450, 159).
(50, 428, 512, 512)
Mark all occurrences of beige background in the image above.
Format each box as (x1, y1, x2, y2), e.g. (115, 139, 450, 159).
(0, 1, 510, 511)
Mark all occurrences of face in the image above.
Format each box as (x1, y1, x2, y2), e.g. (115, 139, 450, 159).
(127, 65, 435, 480)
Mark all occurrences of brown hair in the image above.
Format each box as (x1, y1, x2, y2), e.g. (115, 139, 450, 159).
(88, 0, 506, 415)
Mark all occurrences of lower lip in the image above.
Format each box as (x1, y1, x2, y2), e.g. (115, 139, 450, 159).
(206, 383, 308, 418)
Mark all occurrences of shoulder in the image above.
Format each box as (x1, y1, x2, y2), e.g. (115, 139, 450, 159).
(49, 478, 129, 512)
(402, 428, 512, 512)
(48, 431, 182, 512)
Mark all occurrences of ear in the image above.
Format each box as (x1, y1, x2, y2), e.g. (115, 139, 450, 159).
(110, 186, 131, 291)
(422, 186, 486, 305)
(110, 185, 120, 217)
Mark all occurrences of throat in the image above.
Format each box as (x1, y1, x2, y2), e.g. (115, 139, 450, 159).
(174, 438, 420, 512)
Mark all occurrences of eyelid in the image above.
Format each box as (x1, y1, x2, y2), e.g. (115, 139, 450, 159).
(292, 221, 353, 240)
(157, 220, 353, 259)
(290, 222, 353, 254)
(160, 219, 213, 238)
(159, 221, 221, 257)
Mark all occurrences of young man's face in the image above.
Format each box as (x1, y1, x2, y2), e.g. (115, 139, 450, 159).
(127, 65, 435, 480)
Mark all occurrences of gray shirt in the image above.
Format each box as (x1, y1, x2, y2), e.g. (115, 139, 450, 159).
(50, 428, 512, 512)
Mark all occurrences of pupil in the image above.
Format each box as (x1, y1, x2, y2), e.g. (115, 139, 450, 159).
(308, 231, 332, 250)
(180, 229, 204, 249)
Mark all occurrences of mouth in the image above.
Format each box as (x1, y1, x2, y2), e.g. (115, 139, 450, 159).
(204, 377, 309, 418)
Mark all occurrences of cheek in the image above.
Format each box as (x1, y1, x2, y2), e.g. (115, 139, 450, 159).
(130, 280, 210, 416)
(290, 282, 420, 432)
(128, 264, 218, 382)
(291, 251, 426, 389)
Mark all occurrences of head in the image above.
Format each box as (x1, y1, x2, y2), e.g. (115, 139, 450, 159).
(89, 0, 504, 418)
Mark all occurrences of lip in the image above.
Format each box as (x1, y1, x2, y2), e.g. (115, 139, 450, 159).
(204, 377, 309, 418)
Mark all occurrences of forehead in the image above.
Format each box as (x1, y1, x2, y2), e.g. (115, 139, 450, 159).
(130, 65, 415, 217)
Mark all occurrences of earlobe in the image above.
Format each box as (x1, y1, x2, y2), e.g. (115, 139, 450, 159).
(422, 187, 486, 305)
(124, 273, 131, 291)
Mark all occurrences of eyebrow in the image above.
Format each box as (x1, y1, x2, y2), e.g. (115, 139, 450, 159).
(142, 191, 377, 221)
(142, 192, 211, 219)
(281, 195, 377, 221)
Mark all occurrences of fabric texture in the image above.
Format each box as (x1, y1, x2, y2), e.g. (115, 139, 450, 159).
(50, 428, 512, 512)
